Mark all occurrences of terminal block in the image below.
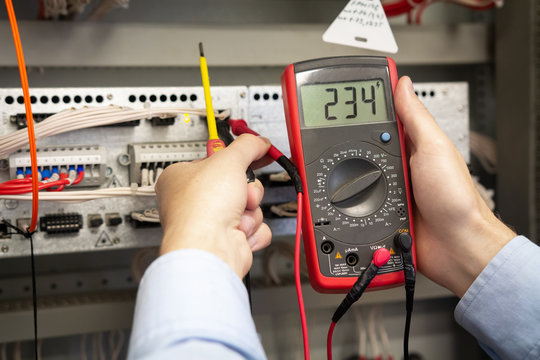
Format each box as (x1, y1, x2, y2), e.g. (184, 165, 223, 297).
(9, 145, 108, 187)
(128, 141, 206, 185)
(40, 213, 83, 234)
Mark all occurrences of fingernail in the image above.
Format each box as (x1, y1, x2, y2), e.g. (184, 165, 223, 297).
(406, 77, 415, 96)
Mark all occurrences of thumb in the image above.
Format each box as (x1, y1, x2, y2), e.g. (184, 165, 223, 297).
(395, 76, 446, 147)
(215, 133, 271, 171)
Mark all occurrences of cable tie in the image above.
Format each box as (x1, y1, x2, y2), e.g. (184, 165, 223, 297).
(130, 182, 139, 195)
(1, 219, 35, 238)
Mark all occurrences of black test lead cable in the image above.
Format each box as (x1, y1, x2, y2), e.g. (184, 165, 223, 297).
(395, 232, 416, 360)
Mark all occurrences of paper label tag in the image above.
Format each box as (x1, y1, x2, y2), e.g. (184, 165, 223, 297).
(323, 0, 398, 54)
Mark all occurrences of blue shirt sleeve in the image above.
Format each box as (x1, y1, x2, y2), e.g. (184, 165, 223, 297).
(455, 235, 540, 359)
(127, 249, 266, 360)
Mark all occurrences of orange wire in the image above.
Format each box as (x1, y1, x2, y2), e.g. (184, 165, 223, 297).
(5, 0, 39, 232)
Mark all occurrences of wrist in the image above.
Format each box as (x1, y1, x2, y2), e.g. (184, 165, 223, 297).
(446, 212, 516, 297)
(160, 225, 249, 278)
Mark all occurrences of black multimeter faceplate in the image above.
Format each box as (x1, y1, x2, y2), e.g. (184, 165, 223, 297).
(294, 58, 410, 277)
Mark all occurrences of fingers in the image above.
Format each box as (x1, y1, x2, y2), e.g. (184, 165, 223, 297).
(246, 180, 264, 210)
(239, 207, 272, 252)
(247, 223, 272, 252)
(217, 134, 271, 171)
(238, 208, 263, 237)
(394, 76, 447, 147)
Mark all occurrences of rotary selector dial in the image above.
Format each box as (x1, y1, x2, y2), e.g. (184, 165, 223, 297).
(306, 140, 408, 245)
(328, 158, 386, 218)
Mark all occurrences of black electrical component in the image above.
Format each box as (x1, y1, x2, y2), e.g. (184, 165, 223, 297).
(105, 213, 123, 226)
(102, 120, 141, 127)
(0, 220, 11, 238)
(10, 113, 54, 129)
(149, 116, 175, 126)
(128, 216, 161, 228)
(87, 214, 104, 228)
(39, 213, 83, 234)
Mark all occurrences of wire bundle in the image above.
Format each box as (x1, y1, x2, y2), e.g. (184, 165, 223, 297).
(0, 106, 230, 158)
(0, 166, 84, 195)
(0, 185, 155, 202)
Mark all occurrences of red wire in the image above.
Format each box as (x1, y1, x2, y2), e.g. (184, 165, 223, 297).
(72, 170, 84, 185)
(0, 178, 70, 195)
(0, 178, 32, 185)
(5, 0, 40, 232)
(327, 321, 337, 360)
(295, 192, 310, 359)
(47, 173, 68, 192)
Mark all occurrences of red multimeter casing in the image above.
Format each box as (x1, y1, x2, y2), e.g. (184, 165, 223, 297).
(281, 56, 416, 293)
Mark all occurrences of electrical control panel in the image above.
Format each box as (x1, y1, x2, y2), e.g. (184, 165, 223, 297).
(0, 83, 468, 258)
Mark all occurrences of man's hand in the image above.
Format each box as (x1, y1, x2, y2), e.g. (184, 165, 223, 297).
(395, 76, 516, 297)
(155, 134, 272, 278)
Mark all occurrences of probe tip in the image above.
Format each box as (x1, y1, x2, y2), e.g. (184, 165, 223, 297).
(199, 42, 204, 57)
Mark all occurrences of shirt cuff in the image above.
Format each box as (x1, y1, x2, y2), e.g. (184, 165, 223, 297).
(455, 236, 540, 360)
(128, 249, 266, 360)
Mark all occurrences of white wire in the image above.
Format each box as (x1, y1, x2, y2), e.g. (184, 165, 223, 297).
(37, 339, 43, 360)
(0, 343, 7, 360)
(67, 0, 93, 15)
(97, 332, 106, 360)
(376, 307, 392, 359)
(131, 208, 160, 223)
(0, 185, 155, 202)
(43, 0, 69, 18)
(368, 307, 381, 359)
(13, 342, 20, 360)
(472, 176, 495, 211)
(155, 167, 164, 183)
(81, 334, 88, 360)
(148, 169, 155, 186)
(353, 307, 367, 359)
(140, 168, 149, 187)
(91, 333, 98, 360)
(109, 330, 125, 360)
(88, 0, 130, 20)
(469, 131, 497, 174)
(0, 106, 229, 158)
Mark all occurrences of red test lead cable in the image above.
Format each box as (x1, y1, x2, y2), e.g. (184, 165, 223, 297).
(327, 248, 391, 360)
(229, 119, 284, 161)
(294, 192, 309, 359)
(229, 119, 309, 359)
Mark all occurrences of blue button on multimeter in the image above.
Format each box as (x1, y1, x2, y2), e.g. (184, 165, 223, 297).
(380, 132, 391, 143)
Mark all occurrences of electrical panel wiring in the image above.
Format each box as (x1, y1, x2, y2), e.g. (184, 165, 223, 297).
(127, 141, 206, 185)
(0, 83, 467, 258)
(9, 145, 108, 187)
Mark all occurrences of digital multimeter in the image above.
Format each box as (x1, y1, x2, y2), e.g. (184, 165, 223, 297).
(281, 56, 416, 293)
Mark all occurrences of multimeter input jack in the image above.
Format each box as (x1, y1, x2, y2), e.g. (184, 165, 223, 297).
(345, 253, 359, 267)
(321, 241, 334, 254)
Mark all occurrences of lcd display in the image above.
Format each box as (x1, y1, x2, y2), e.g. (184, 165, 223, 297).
(301, 79, 388, 127)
